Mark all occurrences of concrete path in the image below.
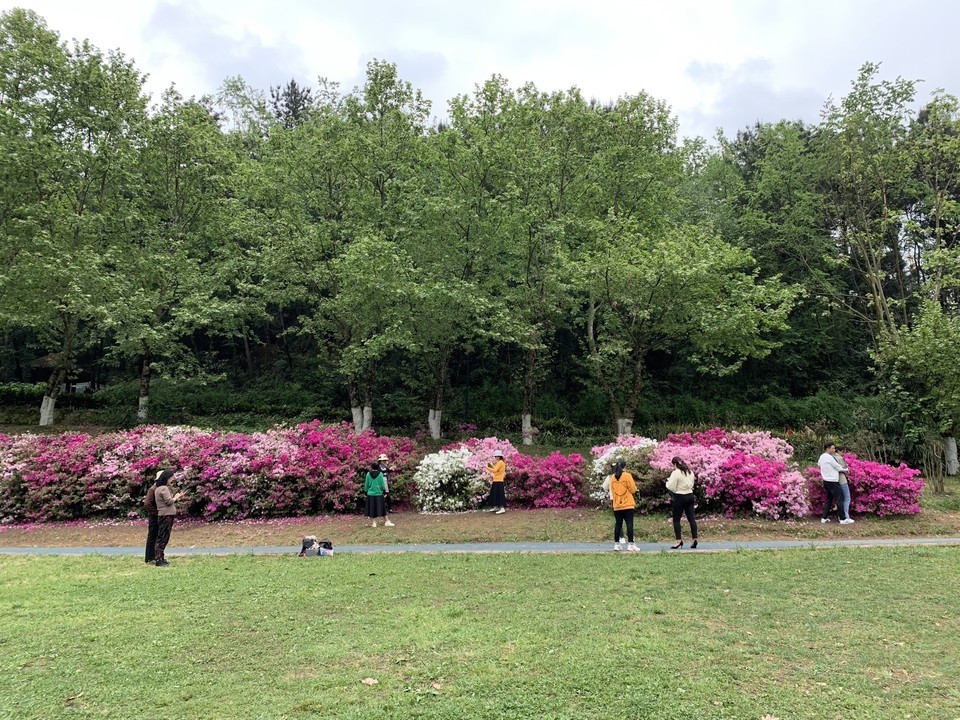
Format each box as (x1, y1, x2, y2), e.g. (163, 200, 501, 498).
(2, 537, 959, 556)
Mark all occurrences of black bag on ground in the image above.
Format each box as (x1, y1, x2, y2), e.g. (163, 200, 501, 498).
(298, 535, 334, 556)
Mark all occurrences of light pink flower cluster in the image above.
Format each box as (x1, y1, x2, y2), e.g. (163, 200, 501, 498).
(648, 429, 808, 519)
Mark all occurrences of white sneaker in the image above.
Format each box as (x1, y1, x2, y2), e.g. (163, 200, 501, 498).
(495, 508, 506, 514)
(371, 521, 377, 528)
(614, 543, 622, 551)
(627, 544, 640, 552)
(384, 519, 395, 527)
(821, 518, 830, 523)
(840, 518, 855, 525)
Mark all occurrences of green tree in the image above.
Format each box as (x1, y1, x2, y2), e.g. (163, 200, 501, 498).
(0, 9, 147, 425)
(106, 89, 237, 422)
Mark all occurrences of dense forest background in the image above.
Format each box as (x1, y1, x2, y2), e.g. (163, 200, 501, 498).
(2, 9, 960, 477)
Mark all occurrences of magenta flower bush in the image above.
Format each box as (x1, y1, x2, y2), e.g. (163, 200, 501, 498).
(803, 454, 924, 516)
(648, 429, 809, 519)
(508, 452, 585, 508)
(0, 422, 417, 523)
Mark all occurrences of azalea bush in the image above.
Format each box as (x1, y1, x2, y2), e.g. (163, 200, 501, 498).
(588, 435, 659, 506)
(0, 422, 417, 523)
(648, 429, 810, 519)
(803, 454, 924, 516)
(415, 437, 585, 512)
(413, 447, 486, 513)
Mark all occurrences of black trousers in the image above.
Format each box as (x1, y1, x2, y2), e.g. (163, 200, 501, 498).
(155, 516, 175, 562)
(614, 509, 634, 542)
(144, 515, 159, 562)
(671, 494, 698, 540)
(489, 482, 506, 508)
(821, 482, 844, 519)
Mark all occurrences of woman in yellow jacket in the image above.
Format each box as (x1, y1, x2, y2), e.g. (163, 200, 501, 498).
(486, 449, 507, 514)
(602, 460, 639, 551)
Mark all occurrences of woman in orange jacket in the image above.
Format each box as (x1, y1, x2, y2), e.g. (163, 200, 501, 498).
(486, 449, 507, 514)
(602, 460, 639, 552)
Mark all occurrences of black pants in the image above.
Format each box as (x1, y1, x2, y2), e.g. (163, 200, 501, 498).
(821, 482, 844, 519)
(489, 482, 506, 508)
(155, 516, 175, 562)
(614, 509, 634, 542)
(672, 494, 698, 540)
(144, 515, 159, 562)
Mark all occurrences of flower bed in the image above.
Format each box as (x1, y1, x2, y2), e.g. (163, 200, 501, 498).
(647, 429, 809, 519)
(0, 422, 416, 523)
(414, 437, 585, 512)
(803, 454, 924, 516)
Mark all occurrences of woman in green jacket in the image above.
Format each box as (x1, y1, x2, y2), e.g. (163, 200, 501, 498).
(365, 462, 394, 527)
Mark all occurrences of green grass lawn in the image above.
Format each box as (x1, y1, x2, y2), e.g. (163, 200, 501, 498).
(1, 547, 958, 719)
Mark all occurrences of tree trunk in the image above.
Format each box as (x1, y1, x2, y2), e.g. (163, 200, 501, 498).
(39, 365, 68, 427)
(428, 408, 442, 440)
(137, 353, 151, 423)
(362, 405, 373, 432)
(242, 331, 255, 377)
(616, 417, 634, 436)
(522, 346, 536, 446)
(349, 380, 363, 433)
(522, 413, 534, 446)
(946, 436, 958, 476)
(39, 395, 55, 426)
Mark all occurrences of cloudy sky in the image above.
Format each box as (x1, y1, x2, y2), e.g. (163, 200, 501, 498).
(4, 0, 958, 139)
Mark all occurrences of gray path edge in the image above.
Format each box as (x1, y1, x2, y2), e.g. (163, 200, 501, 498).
(2, 537, 959, 556)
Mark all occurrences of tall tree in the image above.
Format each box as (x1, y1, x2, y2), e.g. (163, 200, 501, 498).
(0, 9, 147, 424)
(817, 62, 917, 345)
(106, 89, 237, 422)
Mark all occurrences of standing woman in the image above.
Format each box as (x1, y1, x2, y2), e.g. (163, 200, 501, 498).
(666, 457, 698, 549)
(153, 470, 185, 567)
(143, 471, 160, 564)
(486, 449, 507, 514)
(365, 462, 391, 527)
(602, 460, 639, 552)
(377, 453, 395, 523)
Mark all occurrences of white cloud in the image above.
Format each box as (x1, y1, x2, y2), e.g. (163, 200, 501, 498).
(4, 0, 959, 138)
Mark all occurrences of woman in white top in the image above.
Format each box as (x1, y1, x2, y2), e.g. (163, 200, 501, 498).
(666, 456, 698, 549)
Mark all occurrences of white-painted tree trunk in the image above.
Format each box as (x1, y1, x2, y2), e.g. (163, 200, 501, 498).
(137, 395, 149, 422)
(522, 413, 533, 446)
(615, 417, 633, 436)
(946, 436, 959, 476)
(39, 396, 55, 426)
(351, 407, 364, 433)
(428, 408, 442, 439)
(362, 405, 373, 432)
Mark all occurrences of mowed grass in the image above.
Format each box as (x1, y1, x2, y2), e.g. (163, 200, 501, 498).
(1, 548, 958, 719)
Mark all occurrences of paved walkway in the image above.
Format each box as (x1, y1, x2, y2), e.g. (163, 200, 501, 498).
(2, 537, 959, 556)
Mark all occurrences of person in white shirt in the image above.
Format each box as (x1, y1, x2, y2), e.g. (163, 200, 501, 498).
(818, 443, 853, 524)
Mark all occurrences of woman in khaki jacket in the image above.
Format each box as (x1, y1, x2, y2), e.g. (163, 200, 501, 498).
(666, 457, 698, 549)
(153, 470, 185, 566)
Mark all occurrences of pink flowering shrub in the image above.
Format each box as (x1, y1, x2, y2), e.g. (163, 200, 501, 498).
(0, 422, 418, 523)
(508, 452, 585, 508)
(803, 454, 924, 516)
(437, 437, 586, 509)
(664, 428, 793, 464)
(649, 430, 809, 519)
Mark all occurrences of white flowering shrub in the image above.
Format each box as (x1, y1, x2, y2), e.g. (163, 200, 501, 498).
(414, 447, 488, 512)
(588, 435, 659, 505)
